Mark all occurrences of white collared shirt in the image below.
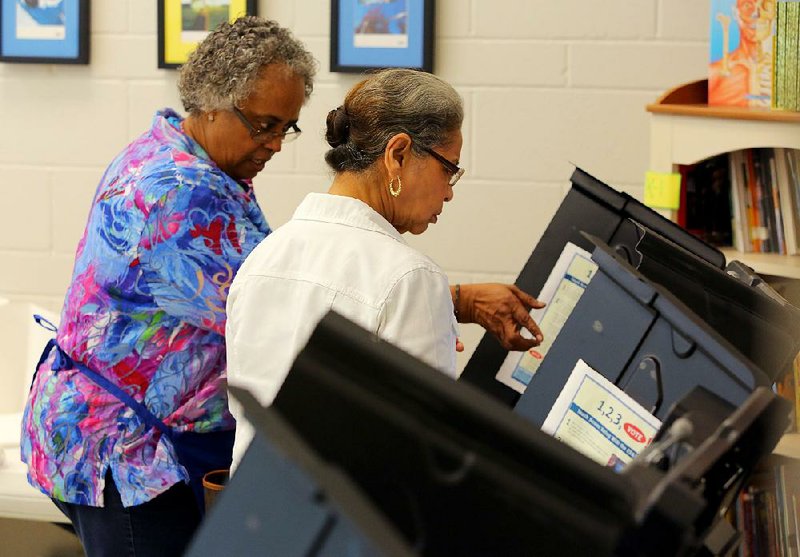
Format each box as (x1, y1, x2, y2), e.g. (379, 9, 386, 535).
(226, 192, 458, 466)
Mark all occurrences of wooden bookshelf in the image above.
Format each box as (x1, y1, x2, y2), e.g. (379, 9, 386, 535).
(647, 79, 800, 123)
(648, 80, 800, 465)
(648, 79, 800, 280)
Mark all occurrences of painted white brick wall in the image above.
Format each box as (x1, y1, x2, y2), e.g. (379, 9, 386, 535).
(0, 0, 710, 366)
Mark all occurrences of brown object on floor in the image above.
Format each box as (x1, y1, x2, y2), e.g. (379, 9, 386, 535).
(202, 469, 229, 512)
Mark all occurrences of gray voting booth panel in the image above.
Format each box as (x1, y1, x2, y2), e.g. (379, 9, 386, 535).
(272, 311, 636, 557)
(197, 312, 790, 557)
(185, 387, 414, 557)
(460, 167, 725, 406)
(633, 225, 800, 384)
(514, 238, 773, 428)
(462, 167, 800, 409)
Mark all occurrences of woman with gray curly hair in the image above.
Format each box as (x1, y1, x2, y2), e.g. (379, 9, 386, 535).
(20, 16, 315, 557)
(226, 69, 545, 468)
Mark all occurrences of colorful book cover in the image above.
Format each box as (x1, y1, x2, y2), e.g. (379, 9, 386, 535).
(746, 149, 767, 252)
(773, 1, 800, 111)
(709, 0, 776, 107)
(779, 1, 800, 111)
(775, 1, 785, 108)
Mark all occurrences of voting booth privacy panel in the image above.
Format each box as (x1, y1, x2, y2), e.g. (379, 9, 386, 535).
(461, 167, 800, 413)
(188, 311, 790, 557)
(185, 385, 414, 557)
(270, 312, 634, 557)
(183, 167, 800, 556)
(514, 237, 774, 427)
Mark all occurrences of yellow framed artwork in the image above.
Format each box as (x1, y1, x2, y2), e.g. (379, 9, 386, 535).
(157, 0, 257, 69)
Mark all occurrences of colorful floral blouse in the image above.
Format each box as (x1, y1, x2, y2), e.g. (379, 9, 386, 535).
(21, 109, 271, 507)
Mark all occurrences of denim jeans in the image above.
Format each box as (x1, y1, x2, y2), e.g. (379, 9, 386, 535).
(52, 472, 201, 557)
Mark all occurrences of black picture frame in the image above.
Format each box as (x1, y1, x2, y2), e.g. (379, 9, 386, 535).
(157, 0, 257, 70)
(0, 0, 90, 65)
(330, 0, 434, 73)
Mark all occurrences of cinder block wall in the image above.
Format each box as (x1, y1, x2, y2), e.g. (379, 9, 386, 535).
(0, 0, 709, 368)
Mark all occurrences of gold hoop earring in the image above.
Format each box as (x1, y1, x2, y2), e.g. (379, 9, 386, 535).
(388, 176, 402, 197)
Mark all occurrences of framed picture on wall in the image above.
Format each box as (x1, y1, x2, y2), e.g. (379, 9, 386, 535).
(330, 0, 434, 73)
(157, 0, 257, 69)
(0, 0, 90, 64)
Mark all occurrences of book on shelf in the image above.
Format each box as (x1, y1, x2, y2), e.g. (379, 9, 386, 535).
(678, 153, 733, 247)
(776, 148, 800, 255)
(771, 150, 788, 255)
(730, 150, 750, 252)
(657, 148, 800, 256)
(735, 460, 800, 557)
(746, 149, 768, 252)
(756, 148, 784, 254)
(774, 1, 800, 112)
(709, 0, 775, 108)
(726, 148, 800, 255)
(676, 164, 689, 229)
(776, 463, 800, 556)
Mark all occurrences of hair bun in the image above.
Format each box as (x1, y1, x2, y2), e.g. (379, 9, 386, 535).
(325, 105, 351, 148)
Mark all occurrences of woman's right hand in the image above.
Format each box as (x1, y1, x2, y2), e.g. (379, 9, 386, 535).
(455, 283, 545, 351)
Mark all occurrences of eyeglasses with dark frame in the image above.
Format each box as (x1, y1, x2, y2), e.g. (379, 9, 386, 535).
(421, 146, 465, 186)
(231, 106, 302, 144)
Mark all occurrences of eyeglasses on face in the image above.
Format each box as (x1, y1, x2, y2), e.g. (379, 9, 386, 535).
(421, 146, 465, 186)
(231, 106, 302, 144)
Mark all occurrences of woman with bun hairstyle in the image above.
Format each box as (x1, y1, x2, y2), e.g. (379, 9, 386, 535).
(226, 68, 545, 465)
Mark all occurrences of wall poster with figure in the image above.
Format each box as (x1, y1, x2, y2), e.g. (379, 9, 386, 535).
(708, 0, 776, 107)
(0, 0, 89, 64)
(330, 0, 433, 73)
(158, 0, 257, 69)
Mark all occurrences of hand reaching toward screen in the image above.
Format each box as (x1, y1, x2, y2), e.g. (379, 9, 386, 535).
(453, 283, 545, 351)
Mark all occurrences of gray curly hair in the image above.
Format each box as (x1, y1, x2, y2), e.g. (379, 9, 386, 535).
(178, 16, 317, 114)
(324, 69, 463, 173)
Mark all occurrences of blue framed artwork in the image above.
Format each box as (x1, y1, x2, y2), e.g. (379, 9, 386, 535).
(331, 0, 434, 73)
(0, 0, 89, 64)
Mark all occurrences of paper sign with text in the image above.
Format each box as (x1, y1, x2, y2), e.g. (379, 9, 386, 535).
(542, 359, 662, 470)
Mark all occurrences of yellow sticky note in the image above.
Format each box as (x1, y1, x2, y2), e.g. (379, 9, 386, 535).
(643, 171, 681, 210)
